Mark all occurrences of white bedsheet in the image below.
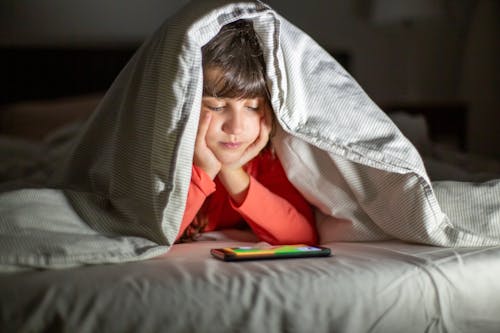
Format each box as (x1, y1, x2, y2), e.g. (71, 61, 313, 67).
(1, 234, 499, 333)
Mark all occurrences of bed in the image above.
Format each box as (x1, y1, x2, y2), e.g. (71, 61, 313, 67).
(1, 2, 500, 332)
(1, 234, 499, 333)
(2, 47, 499, 333)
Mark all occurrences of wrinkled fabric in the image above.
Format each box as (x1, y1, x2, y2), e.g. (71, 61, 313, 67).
(1, 238, 500, 332)
(1, 0, 500, 270)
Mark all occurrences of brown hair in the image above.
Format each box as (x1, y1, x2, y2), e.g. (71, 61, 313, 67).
(202, 19, 269, 99)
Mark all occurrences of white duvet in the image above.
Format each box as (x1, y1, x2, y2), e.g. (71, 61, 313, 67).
(1, 0, 499, 270)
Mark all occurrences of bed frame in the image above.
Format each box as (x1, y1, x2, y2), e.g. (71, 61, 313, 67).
(0, 46, 467, 148)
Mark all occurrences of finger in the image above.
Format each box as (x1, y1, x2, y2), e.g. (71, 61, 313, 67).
(262, 105, 274, 134)
(258, 115, 271, 142)
(196, 111, 211, 144)
(264, 106, 273, 128)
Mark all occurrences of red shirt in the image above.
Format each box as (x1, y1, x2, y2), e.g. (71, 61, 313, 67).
(177, 150, 317, 245)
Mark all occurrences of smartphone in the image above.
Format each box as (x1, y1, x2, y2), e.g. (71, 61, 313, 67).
(210, 244, 331, 261)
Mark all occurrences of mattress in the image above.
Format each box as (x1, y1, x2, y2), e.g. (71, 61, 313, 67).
(1, 233, 499, 333)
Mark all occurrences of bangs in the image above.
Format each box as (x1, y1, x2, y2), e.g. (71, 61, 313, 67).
(203, 66, 268, 99)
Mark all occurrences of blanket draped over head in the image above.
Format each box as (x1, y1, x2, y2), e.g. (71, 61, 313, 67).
(1, 0, 499, 270)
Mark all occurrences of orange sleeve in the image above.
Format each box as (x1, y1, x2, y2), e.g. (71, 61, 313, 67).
(176, 165, 216, 241)
(230, 174, 318, 246)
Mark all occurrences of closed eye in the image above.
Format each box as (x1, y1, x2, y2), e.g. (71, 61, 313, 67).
(207, 105, 225, 112)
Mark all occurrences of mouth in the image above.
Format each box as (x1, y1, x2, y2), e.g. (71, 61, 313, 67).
(220, 142, 242, 149)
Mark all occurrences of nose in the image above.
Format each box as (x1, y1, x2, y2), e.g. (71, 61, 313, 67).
(222, 111, 244, 135)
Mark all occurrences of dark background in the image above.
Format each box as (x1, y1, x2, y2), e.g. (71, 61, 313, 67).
(1, 0, 498, 158)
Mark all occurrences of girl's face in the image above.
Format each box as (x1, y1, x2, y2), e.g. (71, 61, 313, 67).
(201, 95, 268, 165)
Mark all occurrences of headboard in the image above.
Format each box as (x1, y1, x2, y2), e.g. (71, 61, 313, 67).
(1, 46, 138, 105)
(384, 102, 468, 150)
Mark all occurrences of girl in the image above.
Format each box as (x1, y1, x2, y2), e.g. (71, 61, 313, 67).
(176, 19, 318, 245)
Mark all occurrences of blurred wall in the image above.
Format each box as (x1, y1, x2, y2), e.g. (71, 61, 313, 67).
(460, 0, 500, 157)
(0, 0, 189, 46)
(1, 0, 498, 158)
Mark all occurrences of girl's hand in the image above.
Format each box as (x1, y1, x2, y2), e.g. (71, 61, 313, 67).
(222, 109, 272, 171)
(194, 111, 221, 179)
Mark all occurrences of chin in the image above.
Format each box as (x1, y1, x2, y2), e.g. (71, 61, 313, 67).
(215, 153, 243, 166)
(218, 157, 241, 166)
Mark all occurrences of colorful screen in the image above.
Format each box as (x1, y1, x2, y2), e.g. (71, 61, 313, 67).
(225, 244, 325, 257)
